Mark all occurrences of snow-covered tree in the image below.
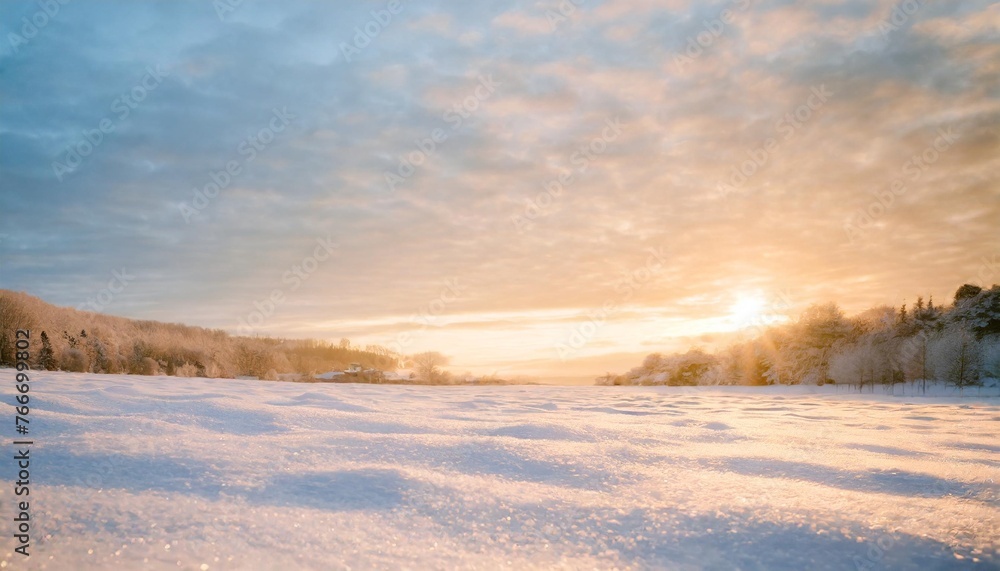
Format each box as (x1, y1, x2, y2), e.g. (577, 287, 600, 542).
(412, 351, 450, 383)
(949, 285, 1000, 339)
(829, 332, 900, 391)
(0, 292, 35, 366)
(928, 326, 982, 388)
(61, 348, 89, 373)
(981, 337, 1000, 380)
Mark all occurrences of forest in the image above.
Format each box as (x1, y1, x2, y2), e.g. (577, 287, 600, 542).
(599, 284, 1000, 390)
(0, 290, 399, 380)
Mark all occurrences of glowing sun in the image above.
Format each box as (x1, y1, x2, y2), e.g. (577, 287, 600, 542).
(729, 293, 768, 326)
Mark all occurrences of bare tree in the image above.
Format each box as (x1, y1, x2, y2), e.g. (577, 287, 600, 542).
(412, 351, 449, 383)
(233, 341, 274, 378)
(929, 326, 982, 390)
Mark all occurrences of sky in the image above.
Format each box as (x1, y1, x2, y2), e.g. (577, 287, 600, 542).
(1, 0, 998, 381)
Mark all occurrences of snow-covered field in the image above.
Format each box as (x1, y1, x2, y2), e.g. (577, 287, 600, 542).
(2, 371, 998, 570)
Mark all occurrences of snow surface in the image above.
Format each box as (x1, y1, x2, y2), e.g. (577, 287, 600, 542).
(2, 371, 998, 570)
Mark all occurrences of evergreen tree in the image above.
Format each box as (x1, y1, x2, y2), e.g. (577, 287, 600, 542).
(955, 284, 983, 303)
(949, 285, 1000, 338)
(913, 296, 941, 331)
(90, 336, 110, 373)
(38, 332, 56, 371)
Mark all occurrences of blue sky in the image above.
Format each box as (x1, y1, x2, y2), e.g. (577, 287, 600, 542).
(1, 0, 998, 378)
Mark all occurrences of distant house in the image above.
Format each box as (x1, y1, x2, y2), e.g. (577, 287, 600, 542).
(346, 363, 363, 374)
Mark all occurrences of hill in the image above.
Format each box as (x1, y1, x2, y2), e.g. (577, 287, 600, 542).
(0, 289, 398, 379)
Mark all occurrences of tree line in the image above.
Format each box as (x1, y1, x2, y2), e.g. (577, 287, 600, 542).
(598, 284, 1000, 391)
(0, 290, 400, 379)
